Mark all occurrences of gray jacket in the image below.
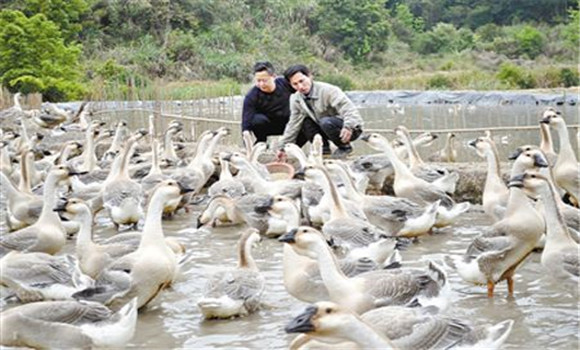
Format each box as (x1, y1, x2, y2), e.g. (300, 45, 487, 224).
(278, 81, 363, 146)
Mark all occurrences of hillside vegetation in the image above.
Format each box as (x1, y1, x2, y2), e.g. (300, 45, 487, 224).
(0, 0, 578, 101)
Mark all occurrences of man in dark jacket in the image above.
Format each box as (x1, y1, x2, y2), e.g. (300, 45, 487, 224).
(241, 61, 295, 142)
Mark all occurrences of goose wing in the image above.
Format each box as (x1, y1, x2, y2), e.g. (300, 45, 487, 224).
(561, 252, 579, 278)
(322, 219, 382, 248)
(2, 254, 74, 287)
(103, 181, 143, 207)
(0, 227, 41, 252)
(204, 269, 265, 310)
(412, 186, 454, 209)
(7, 314, 93, 349)
(360, 269, 436, 307)
(339, 257, 378, 277)
(362, 307, 471, 350)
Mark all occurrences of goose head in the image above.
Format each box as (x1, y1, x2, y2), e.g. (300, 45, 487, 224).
(267, 195, 299, 217)
(540, 108, 563, 127)
(515, 171, 551, 197)
(509, 146, 549, 170)
(360, 133, 391, 152)
(154, 179, 194, 199)
(303, 165, 326, 183)
(278, 226, 326, 259)
(53, 197, 90, 216)
(468, 135, 494, 158)
(223, 152, 249, 169)
(285, 301, 354, 335)
(414, 132, 438, 147)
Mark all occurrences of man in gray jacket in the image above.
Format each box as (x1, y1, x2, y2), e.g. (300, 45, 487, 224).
(276, 64, 364, 159)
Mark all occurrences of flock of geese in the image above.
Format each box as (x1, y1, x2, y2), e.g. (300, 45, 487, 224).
(0, 93, 578, 349)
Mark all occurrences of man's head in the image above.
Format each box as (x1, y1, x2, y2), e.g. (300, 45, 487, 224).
(253, 61, 276, 93)
(284, 65, 312, 95)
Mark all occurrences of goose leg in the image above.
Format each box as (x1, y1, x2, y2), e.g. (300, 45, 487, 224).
(506, 276, 514, 296)
(487, 280, 495, 298)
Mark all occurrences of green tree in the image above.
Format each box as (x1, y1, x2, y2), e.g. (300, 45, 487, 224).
(514, 25, 546, 59)
(0, 10, 85, 101)
(312, 0, 391, 63)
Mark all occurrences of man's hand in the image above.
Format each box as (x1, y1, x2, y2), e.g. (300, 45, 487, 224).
(340, 127, 352, 144)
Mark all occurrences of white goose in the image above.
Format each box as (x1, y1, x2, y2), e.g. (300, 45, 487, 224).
(270, 196, 386, 303)
(286, 302, 514, 350)
(197, 228, 265, 319)
(102, 120, 128, 161)
(540, 108, 579, 206)
(279, 226, 448, 314)
(0, 298, 137, 349)
(395, 126, 459, 194)
(73, 179, 194, 310)
(362, 133, 469, 227)
(102, 133, 145, 229)
(445, 173, 545, 298)
(304, 165, 395, 263)
(469, 133, 509, 222)
(519, 171, 579, 287)
(0, 165, 80, 254)
(54, 198, 137, 278)
(324, 159, 440, 238)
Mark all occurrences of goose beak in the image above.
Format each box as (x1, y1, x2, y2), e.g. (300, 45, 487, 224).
(533, 153, 549, 167)
(360, 134, 371, 142)
(254, 197, 274, 214)
(293, 169, 305, 180)
(278, 228, 298, 243)
(68, 170, 88, 176)
(507, 174, 525, 188)
(178, 181, 195, 194)
(53, 198, 68, 212)
(222, 153, 233, 162)
(468, 139, 477, 147)
(285, 306, 318, 334)
(508, 148, 523, 160)
(196, 216, 204, 229)
(539, 117, 550, 124)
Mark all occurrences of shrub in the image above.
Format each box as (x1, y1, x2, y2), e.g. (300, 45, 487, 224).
(496, 63, 536, 88)
(427, 74, 452, 89)
(559, 67, 579, 87)
(514, 25, 546, 59)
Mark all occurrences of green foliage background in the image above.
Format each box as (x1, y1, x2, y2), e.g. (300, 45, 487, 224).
(0, 0, 578, 101)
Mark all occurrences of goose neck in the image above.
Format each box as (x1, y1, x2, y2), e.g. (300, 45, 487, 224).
(555, 123, 575, 160)
(539, 123, 554, 154)
(18, 153, 32, 194)
(38, 172, 63, 223)
(238, 233, 258, 270)
(320, 169, 348, 219)
(219, 159, 233, 181)
(345, 316, 395, 349)
(505, 187, 535, 218)
(401, 132, 423, 168)
(140, 191, 168, 244)
(75, 208, 95, 247)
(334, 167, 363, 202)
(484, 145, 503, 184)
(379, 139, 415, 179)
(538, 181, 575, 244)
(312, 237, 351, 294)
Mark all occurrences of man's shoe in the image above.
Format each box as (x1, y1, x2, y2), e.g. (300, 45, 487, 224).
(331, 147, 353, 159)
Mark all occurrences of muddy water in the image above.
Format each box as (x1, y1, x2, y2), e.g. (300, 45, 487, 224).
(3, 203, 575, 349)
